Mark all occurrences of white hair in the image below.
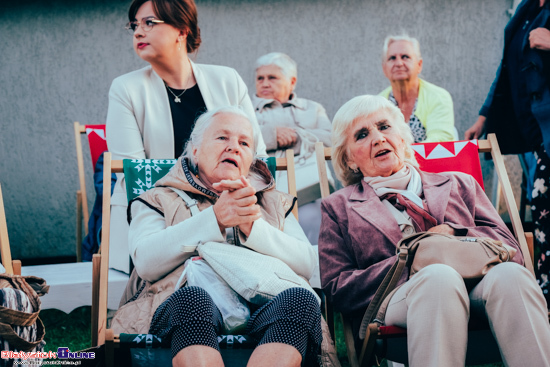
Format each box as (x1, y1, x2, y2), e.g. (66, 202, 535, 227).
(255, 52, 298, 82)
(331, 95, 418, 187)
(182, 106, 260, 171)
(382, 34, 422, 62)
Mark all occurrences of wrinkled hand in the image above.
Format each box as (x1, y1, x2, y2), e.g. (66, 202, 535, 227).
(530, 27, 550, 51)
(427, 224, 456, 235)
(276, 127, 297, 148)
(212, 176, 261, 237)
(464, 115, 486, 140)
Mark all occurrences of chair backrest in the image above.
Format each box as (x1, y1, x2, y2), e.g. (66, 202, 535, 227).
(94, 151, 298, 346)
(411, 139, 484, 189)
(315, 134, 534, 275)
(0, 184, 20, 275)
(74, 122, 109, 262)
(122, 158, 282, 203)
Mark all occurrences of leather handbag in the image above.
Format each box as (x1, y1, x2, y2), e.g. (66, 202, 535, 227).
(359, 232, 517, 339)
(407, 232, 516, 283)
(197, 242, 320, 306)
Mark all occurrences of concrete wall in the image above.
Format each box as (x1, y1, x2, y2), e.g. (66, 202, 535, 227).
(0, 0, 518, 260)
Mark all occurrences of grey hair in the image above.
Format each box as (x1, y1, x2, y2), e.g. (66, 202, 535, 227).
(382, 34, 422, 62)
(331, 95, 418, 187)
(255, 52, 298, 82)
(182, 106, 260, 171)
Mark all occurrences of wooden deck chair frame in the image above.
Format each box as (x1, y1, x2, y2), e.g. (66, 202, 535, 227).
(0, 184, 21, 276)
(315, 133, 536, 367)
(74, 122, 89, 263)
(93, 150, 298, 365)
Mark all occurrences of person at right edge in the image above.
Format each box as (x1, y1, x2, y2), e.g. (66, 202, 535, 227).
(464, 0, 550, 307)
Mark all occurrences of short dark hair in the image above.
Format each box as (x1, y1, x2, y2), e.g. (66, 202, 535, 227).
(128, 0, 201, 53)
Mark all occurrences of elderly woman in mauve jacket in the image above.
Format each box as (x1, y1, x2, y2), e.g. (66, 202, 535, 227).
(318, 95, 550, 366)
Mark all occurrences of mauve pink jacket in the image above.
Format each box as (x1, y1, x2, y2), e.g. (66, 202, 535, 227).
(319, 170, 524, 319)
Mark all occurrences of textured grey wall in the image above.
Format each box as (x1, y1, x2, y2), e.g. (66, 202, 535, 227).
(0, 0, 517, 260)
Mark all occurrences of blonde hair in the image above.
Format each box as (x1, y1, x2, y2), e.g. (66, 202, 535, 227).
(331, 95, 418, 186)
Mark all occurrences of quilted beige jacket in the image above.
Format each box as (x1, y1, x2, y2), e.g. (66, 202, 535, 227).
(111, 158, 296, 334)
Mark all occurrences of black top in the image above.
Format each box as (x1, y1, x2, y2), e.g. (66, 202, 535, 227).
(505, 1, 543, 146)
(166, 84, 207, 158)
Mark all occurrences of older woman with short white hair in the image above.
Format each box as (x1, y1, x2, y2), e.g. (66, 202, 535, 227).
(319, 95, 550, 366)
(380, 34, 456, 143)
(112, 106, 322, 367)
(253, 52, 332, 246)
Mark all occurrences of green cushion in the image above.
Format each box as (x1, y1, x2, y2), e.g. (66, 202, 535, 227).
(123, 158, 277, 203)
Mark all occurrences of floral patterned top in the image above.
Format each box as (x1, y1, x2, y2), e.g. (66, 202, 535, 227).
(389, 91, 427, 143)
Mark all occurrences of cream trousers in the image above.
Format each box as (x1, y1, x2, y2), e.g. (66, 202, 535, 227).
(385, 263, 550, 367)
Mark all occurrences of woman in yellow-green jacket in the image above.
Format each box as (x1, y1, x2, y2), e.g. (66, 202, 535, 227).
(379, 34, 456, 143)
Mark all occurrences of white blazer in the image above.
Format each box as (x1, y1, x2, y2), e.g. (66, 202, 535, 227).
(105, 61, 266, 273)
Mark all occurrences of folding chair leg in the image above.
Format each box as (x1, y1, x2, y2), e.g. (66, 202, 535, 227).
(105, 329, 115, 367)
(342, 314, 360, 367)
(358, 323, 380, 367)
(324, 299, 335, 339)
(91, 254, 100, 347)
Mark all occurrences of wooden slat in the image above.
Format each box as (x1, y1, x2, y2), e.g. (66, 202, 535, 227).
(76, 191, 82, 262)
(315, 142, 331, 199)
(97, 152, 113, 346)
(74, 122, 89, 238)
(91, 254, 101, 347)
(12, 260, 21, 276)
(477, 138, 491, 153)
(0, 183, 14, 275)
(275, 157, 286, 170)
(487, 134, 535, 275)
(111, 160, 124, 173)
(285, 149, 299, 220)
(526, 232, 534, 267)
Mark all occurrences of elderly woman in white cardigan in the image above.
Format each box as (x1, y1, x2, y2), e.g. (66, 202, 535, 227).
(252, 52, 332, 246)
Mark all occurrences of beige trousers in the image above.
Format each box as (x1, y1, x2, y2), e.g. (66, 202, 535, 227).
(385, 263, 550, 367)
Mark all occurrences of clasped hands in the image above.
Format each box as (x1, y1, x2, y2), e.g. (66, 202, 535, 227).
(212, 176, 262, 237)
(277, 126, 297, 148)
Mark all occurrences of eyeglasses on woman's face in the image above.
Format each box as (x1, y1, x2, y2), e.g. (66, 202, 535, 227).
(125, 17, 165, 34)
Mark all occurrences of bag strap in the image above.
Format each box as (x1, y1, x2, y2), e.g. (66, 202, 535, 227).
(358, 248, 407, 339)
(169, 187, 200, 216)
(358, 232, 428, 339)
(0, 305, 39, 327)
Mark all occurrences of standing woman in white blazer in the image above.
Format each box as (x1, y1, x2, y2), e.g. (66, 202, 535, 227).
(106, 0, 267, 273)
